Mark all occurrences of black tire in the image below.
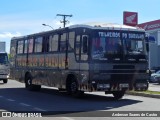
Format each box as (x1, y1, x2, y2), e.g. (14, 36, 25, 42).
(112, 91, 125, 100)
(66, 76, 84, 98)
(3, 79, 8, 84)
(25, 75, 41, 91)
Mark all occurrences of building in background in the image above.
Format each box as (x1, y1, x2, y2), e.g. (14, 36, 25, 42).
(123, 11, 160, 69)
(138, 20, 160, 69)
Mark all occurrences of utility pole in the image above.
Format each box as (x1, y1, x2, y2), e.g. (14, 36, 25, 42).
(56, 14, 73, 28)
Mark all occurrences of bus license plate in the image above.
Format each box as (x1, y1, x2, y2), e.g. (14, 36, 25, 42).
(119, 84, 129, 88)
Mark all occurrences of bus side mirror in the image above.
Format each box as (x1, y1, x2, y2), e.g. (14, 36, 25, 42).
(146, 43, 149, 52)
(82, 36, 88, 53)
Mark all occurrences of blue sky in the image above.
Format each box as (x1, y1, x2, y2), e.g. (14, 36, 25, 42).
(0, 0, 160, 53)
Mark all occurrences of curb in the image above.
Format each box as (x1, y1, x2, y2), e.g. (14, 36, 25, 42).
(126, 91, 160, 99)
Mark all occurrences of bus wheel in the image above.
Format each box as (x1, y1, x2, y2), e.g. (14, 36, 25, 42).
(25, 75, 41, 91)
(112, 91, 125, 100)
(66, 77, 84, 97)
(3, 79, 8, 84)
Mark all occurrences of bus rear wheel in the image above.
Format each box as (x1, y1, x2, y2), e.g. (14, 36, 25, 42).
(66, 76, 84, 97)
(25, 75, 41, 91)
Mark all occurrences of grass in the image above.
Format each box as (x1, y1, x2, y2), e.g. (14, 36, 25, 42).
(129, 90, 160, 95)
(140, 90, 160, 95)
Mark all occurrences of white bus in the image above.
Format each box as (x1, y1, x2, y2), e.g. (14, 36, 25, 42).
(0, 52, 9, 83)
(10, 23, 149, 99)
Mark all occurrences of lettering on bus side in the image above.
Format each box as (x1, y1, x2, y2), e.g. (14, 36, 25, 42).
(58, 57, 66, 68)
(39, 57, 45, 67)
(45, 56, 58, 68)
(33, 57, 38, 67)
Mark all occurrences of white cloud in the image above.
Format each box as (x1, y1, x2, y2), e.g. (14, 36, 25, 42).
(0, 32, 22, 38)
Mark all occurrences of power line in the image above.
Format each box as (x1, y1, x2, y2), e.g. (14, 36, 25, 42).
(56, 14, 73, 28)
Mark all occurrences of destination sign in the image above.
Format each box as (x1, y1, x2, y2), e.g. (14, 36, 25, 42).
(98, 32, 145, 40)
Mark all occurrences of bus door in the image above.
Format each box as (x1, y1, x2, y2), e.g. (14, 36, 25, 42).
(58, 32, 68, 87)
(75, 33, 89, 86)
(80, 35, 89, 86)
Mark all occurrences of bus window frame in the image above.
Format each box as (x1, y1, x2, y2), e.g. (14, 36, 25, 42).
(34, 36, 43, 53)
(28, 37, 34, 54)
(17, 39, 24, 54)
(60, 33, 67, 52)
(24, 39, 28, 54)
(49, 34, 59, 52)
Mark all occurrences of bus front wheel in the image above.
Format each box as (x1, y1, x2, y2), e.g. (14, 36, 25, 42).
(66, 76, 84, 97)
(112, 91, 125, 100)
(3, 79, 8, 84)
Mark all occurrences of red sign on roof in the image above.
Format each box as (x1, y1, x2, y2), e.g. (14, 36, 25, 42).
(123, 11, 138, 26)
(138, 19, 160, 31)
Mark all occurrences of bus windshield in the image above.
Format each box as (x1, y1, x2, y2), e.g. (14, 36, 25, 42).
(91, 31, 145, 60)
(0, 53, 8, 64)
(123, 39, 144, 55)
(92, 37, 122, 60)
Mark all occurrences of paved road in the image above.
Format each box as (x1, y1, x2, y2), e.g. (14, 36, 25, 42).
(0, 80, 160, 120)
(149, 83, 160, 92)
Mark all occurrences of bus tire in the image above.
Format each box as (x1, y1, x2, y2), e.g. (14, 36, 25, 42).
(3, 79, 8, 84)
(66, 76, 84, 97)
(112, 91, 125, 100)
(25, 75, 41, 91)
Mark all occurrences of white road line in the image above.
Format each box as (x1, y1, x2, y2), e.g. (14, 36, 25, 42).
(33, 107, 47, 111)
(19, 103, 31, 107)
(0, 96, 4, 98)
(61, 117, 75, 120)
(7, 99, 15, 102)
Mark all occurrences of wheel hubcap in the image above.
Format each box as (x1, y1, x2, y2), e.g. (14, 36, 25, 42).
(27, 79, 31, 85)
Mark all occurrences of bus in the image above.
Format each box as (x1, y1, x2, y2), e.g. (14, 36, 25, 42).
(0, 52, 10, 83)
(10, 23, 149, 99)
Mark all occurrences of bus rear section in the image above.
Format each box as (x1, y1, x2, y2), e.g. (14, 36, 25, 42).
(0, 52, 9, 83)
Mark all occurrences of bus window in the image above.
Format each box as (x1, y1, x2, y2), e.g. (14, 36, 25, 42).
(68, 32, 75, 51)
(28, 38, 34, 53)
(60, 33, 66, 52)
(49, 34, 58, 52)
(34, 37, 43, 53)
(24, 40, 28, 53)
(81, 35, 88, 61)
(17, 40, 24, 54)
(82, 35, 88, 53)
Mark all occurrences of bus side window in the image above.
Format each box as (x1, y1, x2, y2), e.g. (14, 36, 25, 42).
(81, 35, 88, 61)
(49, 34, 59, 52)
(34, 37, 43, 53)
(82, 35, 88, 53)
(60, 33, 67, 52)
(17, 40, 24, 54)
(24, 39, 28, 53)
(28, 38, 34, 53)
(68, 32, 75, 51)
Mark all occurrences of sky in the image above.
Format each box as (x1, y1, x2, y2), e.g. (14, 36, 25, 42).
(0, 0, 160, 53)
